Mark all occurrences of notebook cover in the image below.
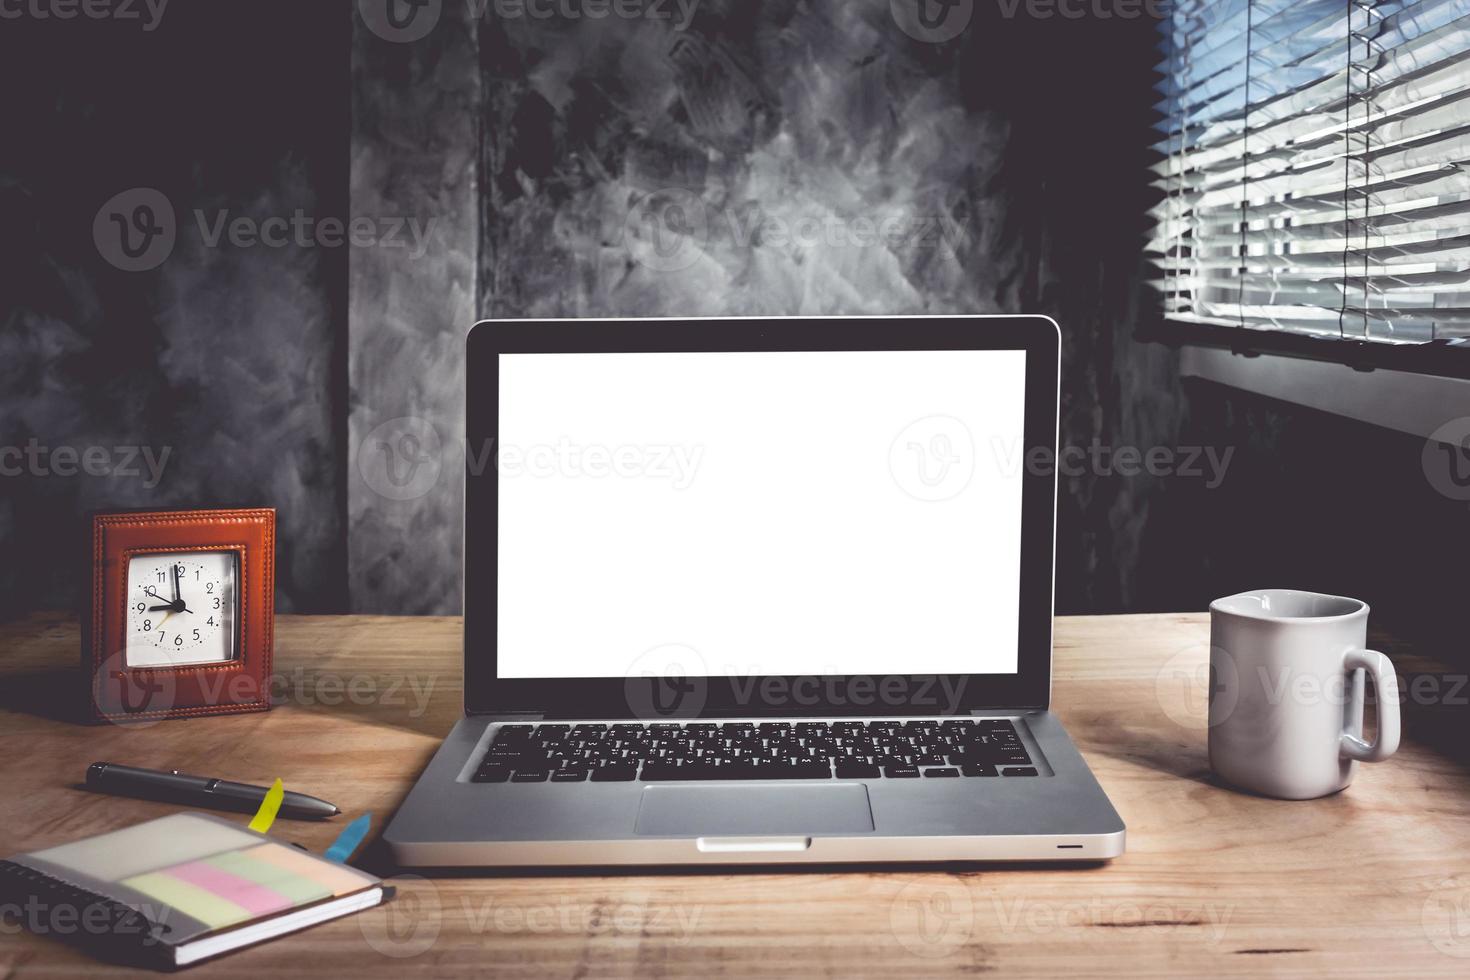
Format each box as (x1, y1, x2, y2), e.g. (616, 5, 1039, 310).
(0, 813, 382, 969)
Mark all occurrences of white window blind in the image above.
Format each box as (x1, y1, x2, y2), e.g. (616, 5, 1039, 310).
(1149, 0, 1470, 343)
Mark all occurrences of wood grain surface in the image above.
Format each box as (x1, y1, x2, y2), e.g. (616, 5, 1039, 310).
(1, 612, 1468, 978)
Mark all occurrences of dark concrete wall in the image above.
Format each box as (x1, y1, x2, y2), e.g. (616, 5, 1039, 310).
(1169, 382, 1470, 650)
(348, 2, 480, 615)
(0, 0, 1193, 620)
(0, 2, 350, 619)
(21, 0, 1450, 640)
(471, 0, 1184, 614)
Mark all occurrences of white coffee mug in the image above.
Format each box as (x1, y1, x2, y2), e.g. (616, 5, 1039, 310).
(1208, 589, 1400, 800)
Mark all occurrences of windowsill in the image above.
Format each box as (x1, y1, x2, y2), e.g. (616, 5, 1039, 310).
(1180, 344, 1470, 439)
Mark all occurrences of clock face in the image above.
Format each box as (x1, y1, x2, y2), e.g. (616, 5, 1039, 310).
(124, 552, 239, 668)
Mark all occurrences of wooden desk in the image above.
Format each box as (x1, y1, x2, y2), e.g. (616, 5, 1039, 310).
(2, 613, 1468, 977)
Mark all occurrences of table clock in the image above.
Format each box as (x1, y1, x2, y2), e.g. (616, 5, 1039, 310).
(86, 509, 276, 723)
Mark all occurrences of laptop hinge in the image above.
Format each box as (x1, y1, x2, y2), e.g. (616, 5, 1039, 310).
(969, 707, 1045, 716)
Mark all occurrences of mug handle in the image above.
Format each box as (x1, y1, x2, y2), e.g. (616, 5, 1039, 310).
(1339, 649, 1401, 763)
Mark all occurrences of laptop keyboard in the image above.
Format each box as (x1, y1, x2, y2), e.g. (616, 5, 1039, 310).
(471, 719, 1036, 783)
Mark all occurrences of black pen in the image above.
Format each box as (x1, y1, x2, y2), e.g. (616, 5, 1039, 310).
(85, 762, 341, 820)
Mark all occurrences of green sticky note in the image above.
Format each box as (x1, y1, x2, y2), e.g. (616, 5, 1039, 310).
(205, 851, 330, 905)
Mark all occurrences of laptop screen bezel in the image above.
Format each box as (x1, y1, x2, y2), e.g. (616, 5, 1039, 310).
(464, 316, 1059, 718)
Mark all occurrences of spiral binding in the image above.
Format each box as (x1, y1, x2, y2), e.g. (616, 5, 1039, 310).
(0, 859, 173, 966)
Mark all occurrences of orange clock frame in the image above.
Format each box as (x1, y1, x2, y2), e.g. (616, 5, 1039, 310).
(86, 509, 276, 723)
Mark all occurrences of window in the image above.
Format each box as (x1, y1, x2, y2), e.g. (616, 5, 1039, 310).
(1149, 0, 1470, 346)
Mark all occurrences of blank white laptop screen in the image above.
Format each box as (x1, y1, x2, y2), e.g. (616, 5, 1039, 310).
(496, 350, 1029, 679)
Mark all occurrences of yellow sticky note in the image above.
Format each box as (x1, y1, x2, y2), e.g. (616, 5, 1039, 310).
(248, 778, 284, 833)
(124, 871, 252, 930)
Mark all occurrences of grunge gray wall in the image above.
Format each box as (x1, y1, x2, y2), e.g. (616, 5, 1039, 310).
(472, 0, 1183, 614)
(0, 3, 351, 619)
(6, 0, 1260, 625)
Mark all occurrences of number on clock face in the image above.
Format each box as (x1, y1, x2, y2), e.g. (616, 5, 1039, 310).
(125, 552, 239, 668)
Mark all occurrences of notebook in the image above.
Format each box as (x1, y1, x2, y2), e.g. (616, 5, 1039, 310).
(0, 813, 389, 968)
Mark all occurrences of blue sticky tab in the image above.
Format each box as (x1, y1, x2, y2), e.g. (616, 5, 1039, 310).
(323, 813, 371, 863)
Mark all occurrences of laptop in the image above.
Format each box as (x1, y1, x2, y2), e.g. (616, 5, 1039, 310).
(384, 315, 1126, 867)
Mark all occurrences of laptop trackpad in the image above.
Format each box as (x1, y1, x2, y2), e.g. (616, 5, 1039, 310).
(634, 784, 875, 836)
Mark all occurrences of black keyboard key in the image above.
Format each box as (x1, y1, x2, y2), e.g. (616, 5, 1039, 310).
(486, 743, 532, 758)
(642, 763, 724, 781)
(923, 767, 959, 778)
(472, 766, 511, 783)
(642, 760, 833, 781)
(953, 747, 1032, 766)
(1002, 767, 1038, 777)
(590, 766, 637, 782)
(481, 719, 1026, 783)
(759, 762, 831, 779)
(511, 770, 550, 782)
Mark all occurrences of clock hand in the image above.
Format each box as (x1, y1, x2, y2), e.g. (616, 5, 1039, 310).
(144, 587, 190, 613)
(172, 564, 181, 604)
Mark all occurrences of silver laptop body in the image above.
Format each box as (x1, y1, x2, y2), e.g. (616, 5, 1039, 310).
(385, 315, 1126, 867)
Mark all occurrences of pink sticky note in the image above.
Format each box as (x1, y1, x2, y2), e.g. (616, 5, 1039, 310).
(163, 859, 294, 917)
